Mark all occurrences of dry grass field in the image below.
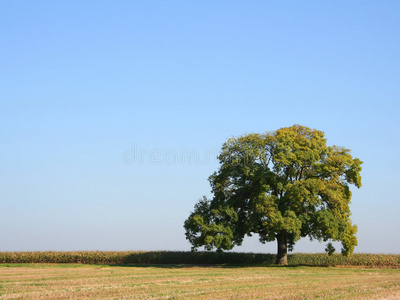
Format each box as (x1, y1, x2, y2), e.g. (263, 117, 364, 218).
(0, 264, 399, 299)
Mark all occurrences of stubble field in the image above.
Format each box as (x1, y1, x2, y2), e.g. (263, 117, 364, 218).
(1, 264, 399, 299)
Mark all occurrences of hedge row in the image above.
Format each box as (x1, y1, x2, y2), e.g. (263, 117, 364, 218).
(288, 253, 400, 267)
(0, 251, 399, 267)
(0, 251, 275, 265)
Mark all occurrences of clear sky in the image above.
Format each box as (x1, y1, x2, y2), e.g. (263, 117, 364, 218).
(1, 1, 399, 254)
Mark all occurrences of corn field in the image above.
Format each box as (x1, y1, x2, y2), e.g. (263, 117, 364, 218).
(0, 251, 399, 267)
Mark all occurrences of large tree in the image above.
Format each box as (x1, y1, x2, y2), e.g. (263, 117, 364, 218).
(184, 125, 362, 265)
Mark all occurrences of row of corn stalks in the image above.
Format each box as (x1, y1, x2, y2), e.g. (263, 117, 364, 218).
(0, 251, 398, 267)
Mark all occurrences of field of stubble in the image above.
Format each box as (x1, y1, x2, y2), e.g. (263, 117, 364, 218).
(1, 264, 399, 299)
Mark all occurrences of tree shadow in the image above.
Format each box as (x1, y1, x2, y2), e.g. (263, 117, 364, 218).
(107, 263, 330, 269)
(115, 251, 277, 266)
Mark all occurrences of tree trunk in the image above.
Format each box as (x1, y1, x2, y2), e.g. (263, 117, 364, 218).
(276, 231, 288, 265)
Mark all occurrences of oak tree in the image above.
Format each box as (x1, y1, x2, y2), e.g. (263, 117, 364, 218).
(184, 125, 362, 265)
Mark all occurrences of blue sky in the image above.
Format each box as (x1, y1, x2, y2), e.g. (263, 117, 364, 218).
(1, 1, 399, 254)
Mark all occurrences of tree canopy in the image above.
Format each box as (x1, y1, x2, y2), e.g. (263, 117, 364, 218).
(184, 125, 363, 264)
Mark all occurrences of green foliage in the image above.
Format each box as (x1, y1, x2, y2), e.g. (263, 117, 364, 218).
(287, 253, 400, 268)
(0, 251, 399, 268)
(325, 242, 336, 256)
(184, 125, 363, 259)
(0, 251, 276, 265)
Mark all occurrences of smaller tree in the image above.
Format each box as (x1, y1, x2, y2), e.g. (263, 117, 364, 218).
(184, 125, 362, 265)
(325, 242, 336, 256)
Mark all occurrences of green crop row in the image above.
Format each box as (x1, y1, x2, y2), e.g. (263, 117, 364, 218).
(0, 251, 398, 267)
(288, 253, 400, 267)
(0, 251, 275, 265)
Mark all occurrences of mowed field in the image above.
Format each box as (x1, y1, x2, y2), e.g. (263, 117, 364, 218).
(0, 264, 399, 299)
